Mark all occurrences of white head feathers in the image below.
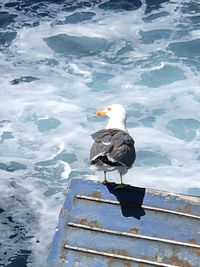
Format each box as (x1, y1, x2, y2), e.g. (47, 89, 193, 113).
(96, 104, 128, 132)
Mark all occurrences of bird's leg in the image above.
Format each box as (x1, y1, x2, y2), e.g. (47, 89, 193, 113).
(120, 173, 123, 185)
(115, 173, 127, 189)
(102, 171, 108, 184)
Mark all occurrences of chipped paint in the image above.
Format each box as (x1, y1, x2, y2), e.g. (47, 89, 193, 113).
(192, 248, 200, 257)
(188, 238, 197, 244)
(89, 191, 102, 198)
(129, 227, 140, 234)
(76, 218, 100, 228)
(169, 255, 190, 267)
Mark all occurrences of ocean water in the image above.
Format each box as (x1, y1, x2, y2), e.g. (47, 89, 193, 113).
(0, 0, 200, 266)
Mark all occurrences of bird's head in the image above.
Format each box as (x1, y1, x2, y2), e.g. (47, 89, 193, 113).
(96, 104, 127, 121)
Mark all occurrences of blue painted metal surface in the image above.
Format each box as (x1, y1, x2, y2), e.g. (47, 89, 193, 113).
(47, 178, 200, 267)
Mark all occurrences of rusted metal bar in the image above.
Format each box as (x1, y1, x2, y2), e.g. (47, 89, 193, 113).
(76, 194, 200, 220)
(67, 222, 200, 249)
(64, 244, 178, 267)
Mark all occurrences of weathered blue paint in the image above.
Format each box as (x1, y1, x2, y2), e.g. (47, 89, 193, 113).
(47, 178, 200, 267)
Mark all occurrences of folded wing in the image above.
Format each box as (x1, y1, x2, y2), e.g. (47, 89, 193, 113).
(90, 129, 136, 168)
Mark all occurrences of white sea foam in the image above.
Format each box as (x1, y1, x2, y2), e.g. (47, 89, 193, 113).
(0, 0, 200, 266)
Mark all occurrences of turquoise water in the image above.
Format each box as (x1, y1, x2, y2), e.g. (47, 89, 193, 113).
(0, 0, 200, 266)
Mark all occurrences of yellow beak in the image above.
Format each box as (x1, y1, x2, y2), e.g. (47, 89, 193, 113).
(96, 110, 106, 116)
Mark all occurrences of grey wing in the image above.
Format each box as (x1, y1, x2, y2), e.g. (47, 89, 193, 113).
(109, 132, 136, 168)
(90, 129, 114, 161)
(91, 129, 115, 143)
(91, 129, 136, 168)
(90, 142, 110, 161)
(109, 142, 136, 168)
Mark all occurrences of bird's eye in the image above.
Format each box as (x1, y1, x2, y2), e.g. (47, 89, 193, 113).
(107, 107, 112, 111)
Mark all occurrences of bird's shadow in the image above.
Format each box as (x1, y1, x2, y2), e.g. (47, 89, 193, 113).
(105, 183, 146, 220)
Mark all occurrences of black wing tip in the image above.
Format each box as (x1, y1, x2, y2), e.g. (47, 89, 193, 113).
(91, 155, 123, 167)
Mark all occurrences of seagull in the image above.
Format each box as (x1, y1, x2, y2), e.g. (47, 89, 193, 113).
(90, 104, 136, 188)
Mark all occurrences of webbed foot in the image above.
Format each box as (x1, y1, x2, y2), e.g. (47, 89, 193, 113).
(102, 179, 112, 184)
(114, 183, 128, 189)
